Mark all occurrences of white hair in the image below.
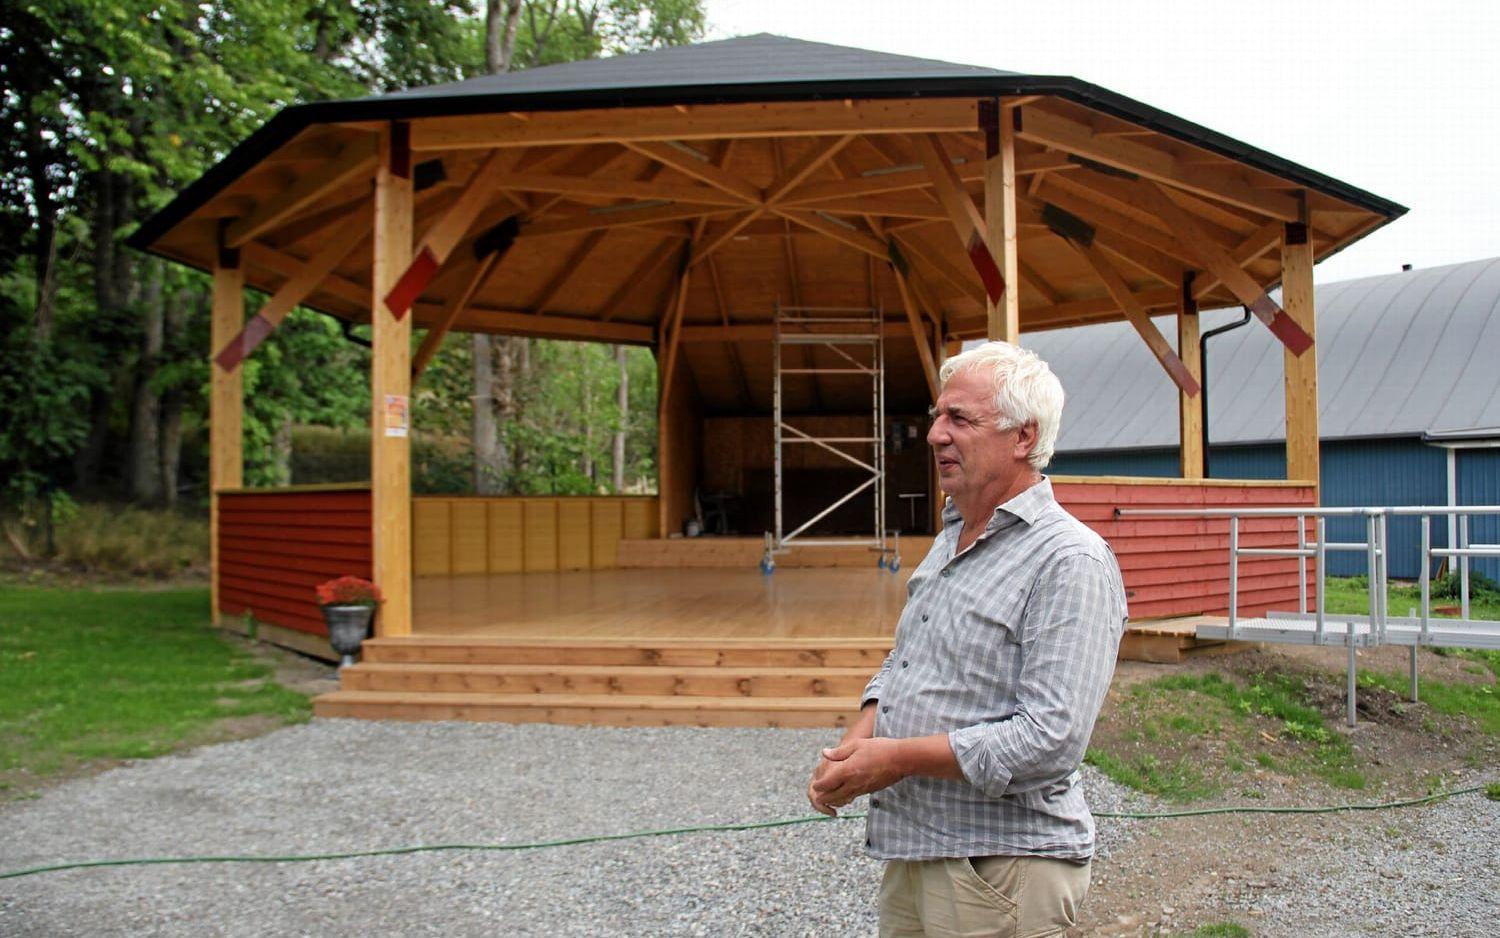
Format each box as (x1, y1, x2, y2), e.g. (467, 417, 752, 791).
(938, 341, 1065, 470)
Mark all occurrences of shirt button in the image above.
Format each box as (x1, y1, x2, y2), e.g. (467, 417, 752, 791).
(901, 660, 909, 668)
(941, 568, 951, 578)
(881, 705, 890, 713)
(866, 838, 873, 847)
(921, 613, 929, 622)
(870, 798, 880, 808)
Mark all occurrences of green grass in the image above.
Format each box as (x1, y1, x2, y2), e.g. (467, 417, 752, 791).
(1358, 648, 1500, 735)
(1177, 924, 1252, 938)
(0, 586, 309, 790)
(1323, 574, 1500, 622)
(1088, 670, 1365, 800)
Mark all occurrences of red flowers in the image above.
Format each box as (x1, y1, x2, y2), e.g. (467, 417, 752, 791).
(315, 576, 384, 608)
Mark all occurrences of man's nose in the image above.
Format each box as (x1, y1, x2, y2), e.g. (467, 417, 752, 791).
(927, 418, 948, 446)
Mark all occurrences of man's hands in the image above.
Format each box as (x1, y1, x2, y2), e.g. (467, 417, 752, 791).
(809, 737, 911, 814)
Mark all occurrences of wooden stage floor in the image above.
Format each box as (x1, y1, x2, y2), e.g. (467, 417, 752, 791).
(412, 568, 909, 640)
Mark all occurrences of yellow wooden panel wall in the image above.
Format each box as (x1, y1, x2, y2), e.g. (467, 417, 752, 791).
(487, 501, 524, 573)
(413, 497, 658, 575)
(413, 500, 451, 575)
(451, 503, 489, 574)
(590, 500, 623, 569)
(522, 500, 558, 571)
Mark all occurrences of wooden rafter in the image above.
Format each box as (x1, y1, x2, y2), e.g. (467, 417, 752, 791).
(621, 141, 761, 204)
(706, 254, 753, 410)
(492, 169, 747, 207)
(771, 208, 886, 260)
(381, 149, 518, 319)
(214, 206, 372, 371)
(1068, 239, 1199, 395)
(1140, 181, 1313, 354)
(519, 202, 736, 238)
(459, 306, 653, 345)
(910, 133, 1007, 305)
(411, 249, 503, 380)
(1193, 220, 1283, 299)
(1015, 105, 1302, 221)
(891, 263, 940, 401)
(224, 136, 379, 248)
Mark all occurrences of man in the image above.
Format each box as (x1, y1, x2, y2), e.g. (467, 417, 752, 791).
(808, 341, 1127, 938)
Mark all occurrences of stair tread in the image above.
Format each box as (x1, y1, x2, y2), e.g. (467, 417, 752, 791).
(315, 689, 858, 711)
(346, 662, 876, 677)
(364, 636, 892, 649)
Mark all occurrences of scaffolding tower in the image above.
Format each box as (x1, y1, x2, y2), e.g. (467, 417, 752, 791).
(762, 303, 897, 574)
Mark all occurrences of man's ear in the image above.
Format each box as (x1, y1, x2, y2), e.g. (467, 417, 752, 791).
(1013, 421, 1039, 460)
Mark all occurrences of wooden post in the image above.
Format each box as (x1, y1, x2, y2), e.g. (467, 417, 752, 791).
(1282, 218, 1319, 491)
(1178, 273, 1204, 479)
(983, 100, 1020, 343)
(210, 244, 244, 625)
(371, 124, 414, 636)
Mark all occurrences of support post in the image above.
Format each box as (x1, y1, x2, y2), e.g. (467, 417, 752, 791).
(1282, 217, 1319, 491)
(210, 243, 245, 625)
(1178, 273, 1204, 479)
(982, 100, 1020, 342)
(371, 124, 414, 637)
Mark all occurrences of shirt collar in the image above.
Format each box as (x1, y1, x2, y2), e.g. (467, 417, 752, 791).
(942, 476, 1054, 532)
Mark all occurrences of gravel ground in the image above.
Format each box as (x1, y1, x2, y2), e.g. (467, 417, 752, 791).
(0, 721, 1145, 938)
(1225, 770, 1499, 937)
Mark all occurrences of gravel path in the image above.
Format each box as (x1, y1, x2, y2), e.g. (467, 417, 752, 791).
(1225, 770, 1499, 937)
(0, 721, 1144, 938)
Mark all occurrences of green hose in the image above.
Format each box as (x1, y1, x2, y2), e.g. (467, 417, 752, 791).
(1, 784, 1488, 882)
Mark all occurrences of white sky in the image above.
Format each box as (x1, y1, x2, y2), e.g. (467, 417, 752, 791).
(703, 0, 1500, 284)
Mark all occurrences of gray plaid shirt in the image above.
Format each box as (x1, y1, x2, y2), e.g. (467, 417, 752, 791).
(861, 477, 1127, 861)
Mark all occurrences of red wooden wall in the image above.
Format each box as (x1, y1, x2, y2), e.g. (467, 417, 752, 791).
(1054, 479, 1317, 620)
(218, 488, 372, 637)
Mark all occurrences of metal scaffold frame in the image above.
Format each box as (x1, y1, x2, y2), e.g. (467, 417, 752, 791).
(762, 303, 897, 574)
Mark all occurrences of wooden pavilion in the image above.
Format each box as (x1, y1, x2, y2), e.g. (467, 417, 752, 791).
(129, 35, 1405, 725)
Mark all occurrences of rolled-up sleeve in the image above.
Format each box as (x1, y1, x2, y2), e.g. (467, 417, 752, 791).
(947, 551, 1125, 797)
(861, 648, 897, 708)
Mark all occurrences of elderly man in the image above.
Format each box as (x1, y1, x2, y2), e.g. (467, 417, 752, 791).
(808, 341, 1127, 937)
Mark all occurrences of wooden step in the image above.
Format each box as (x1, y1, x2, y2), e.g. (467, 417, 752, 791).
(361, 636, 893, 668)
(341, 662, 873, 697)
(312, 690, 861, 728)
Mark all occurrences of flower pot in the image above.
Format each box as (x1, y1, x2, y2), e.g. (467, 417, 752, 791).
(321, 604, 375, 668)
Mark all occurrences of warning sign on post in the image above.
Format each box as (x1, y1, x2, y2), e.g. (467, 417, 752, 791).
(384, 394, 409, 438)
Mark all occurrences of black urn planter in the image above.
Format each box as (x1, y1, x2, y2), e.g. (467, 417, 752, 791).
(321, 604, 375, 667)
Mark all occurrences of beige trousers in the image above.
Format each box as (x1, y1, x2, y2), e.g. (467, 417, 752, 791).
(878, 855, 1091, 938)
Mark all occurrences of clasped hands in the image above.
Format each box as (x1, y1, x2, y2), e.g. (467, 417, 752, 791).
(806, 736, 909, 817)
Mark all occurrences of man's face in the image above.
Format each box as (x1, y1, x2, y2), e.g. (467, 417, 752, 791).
(926, 369, 1030, 501)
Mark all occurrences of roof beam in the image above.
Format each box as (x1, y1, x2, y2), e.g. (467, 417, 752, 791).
(621, 141, 762, 204)
(410, 99, 979, 151)
(1141, 181, 1313, 354)
(1015, 105, 1302, 221)
(910, 133, 1007, 306)
(490, 170, 747, 207)
(224, 135, 378, 248)
(519, 202, 737, 238)
(412, 249, 504, 380)
(214, 206, 372, 371)
(598, 238, 680, 322)
(771, 208, 887, 260)
(1067, 239, 1199, 395)
(459, 307, 654, 345)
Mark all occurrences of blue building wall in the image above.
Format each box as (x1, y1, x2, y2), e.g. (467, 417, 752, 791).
(1049, 437, 1494, 579)
(1458, 448, 1500, 583)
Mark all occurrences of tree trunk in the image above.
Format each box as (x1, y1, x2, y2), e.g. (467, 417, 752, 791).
(272, 414, 293, 486)
(157, 286, 195, 509)
(128, 262, 165, 504)
(486, 0, 523, 72)
(472, 334, 502, 493)
(613, 345, 627, 492)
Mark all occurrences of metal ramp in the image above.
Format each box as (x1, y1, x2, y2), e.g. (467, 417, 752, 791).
(1117, 504, 1500, 725)
(762, 303, 897, 574)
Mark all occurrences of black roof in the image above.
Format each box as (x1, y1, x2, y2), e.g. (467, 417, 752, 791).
(129, 34, 1406, 252)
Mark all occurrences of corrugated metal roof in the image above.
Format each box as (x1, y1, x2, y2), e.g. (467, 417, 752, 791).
(1020, 256, 1500, 451)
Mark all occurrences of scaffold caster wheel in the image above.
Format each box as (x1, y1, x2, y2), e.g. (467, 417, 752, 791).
(877, 555, 886, 570)
(760, 555, 775, 575)
(889, 557, 901, 574)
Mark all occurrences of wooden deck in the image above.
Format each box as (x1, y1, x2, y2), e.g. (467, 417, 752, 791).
(312, 569, 1244, 725)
